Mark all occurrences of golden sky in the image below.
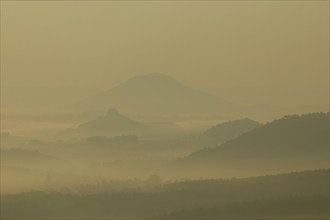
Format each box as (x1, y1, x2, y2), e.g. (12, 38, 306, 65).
(1, 1, 329, 106)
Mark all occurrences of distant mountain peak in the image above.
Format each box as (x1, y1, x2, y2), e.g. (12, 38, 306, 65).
(120, 73, 183, 88)
(107, 108, 120, 117)
(78, 73, 237, 115)
(132, 73, 176, 81)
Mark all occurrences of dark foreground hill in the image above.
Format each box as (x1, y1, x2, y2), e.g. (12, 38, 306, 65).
(157, 195, 329, 219)
(2, 169, 328, 219)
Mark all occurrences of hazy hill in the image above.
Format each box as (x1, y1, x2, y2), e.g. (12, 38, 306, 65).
(78, 73, 237, 115)
(77, 109, 149, 135)
(201, 118, 261, 144)
(185, 112, 329, 172)
(2, 169, 328, 219)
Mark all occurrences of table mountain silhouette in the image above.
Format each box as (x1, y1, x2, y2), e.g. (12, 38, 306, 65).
(77, 109, 149, 135)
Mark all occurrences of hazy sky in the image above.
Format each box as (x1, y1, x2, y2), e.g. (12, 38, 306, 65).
(1, 1, 329, 106)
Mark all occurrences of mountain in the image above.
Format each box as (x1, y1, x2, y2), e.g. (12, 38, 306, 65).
(201, 118, 262, 144)
(78, 73, 237, 115)
(182, 112, 329, 174)
(77, 109, 149, 135)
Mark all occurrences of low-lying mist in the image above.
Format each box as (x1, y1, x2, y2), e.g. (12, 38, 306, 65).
(1, 76, 329, 219)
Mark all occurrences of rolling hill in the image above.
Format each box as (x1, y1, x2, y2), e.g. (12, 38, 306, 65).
(180, 112, 329, 175)
(201, 118, 262, 144)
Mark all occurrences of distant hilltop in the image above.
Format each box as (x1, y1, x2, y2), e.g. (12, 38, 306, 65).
(77, 73, 237, 115)
(201, 118, 262, 144)
(77, 108, 149, 136)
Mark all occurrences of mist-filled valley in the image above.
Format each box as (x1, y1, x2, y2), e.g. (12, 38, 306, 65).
(1, 1, 329, 219)
(1, 75, 329, 218)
